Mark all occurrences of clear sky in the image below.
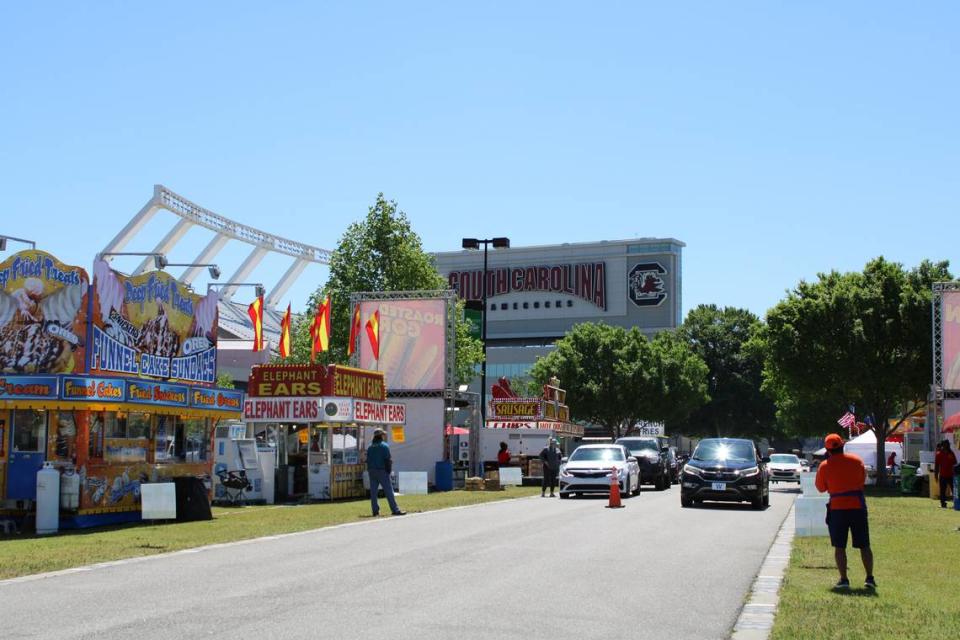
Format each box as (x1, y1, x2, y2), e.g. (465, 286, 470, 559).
(1, 2, 956, 317)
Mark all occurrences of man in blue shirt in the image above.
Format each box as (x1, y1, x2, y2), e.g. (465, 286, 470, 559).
(367, 429, 405, 516)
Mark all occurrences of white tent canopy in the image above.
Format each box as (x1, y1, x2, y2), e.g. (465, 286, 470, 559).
(815, 430, 903, 468)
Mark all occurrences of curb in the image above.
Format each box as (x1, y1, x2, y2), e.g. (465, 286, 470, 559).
(730, 503, 796, 640)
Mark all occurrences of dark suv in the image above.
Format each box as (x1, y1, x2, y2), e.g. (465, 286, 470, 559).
(615, 437, 671, 490)
(680, 438, 769, 509)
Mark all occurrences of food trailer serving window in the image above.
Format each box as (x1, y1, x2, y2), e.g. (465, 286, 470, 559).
(154, 416, 211, 463)
(12, 410, 46, 452)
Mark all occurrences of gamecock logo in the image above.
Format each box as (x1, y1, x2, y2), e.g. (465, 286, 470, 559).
(628, 263, 667, 307)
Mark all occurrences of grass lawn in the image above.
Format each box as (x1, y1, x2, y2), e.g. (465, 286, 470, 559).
(0, 486, 540, 580)
(771, 489, 960, 640)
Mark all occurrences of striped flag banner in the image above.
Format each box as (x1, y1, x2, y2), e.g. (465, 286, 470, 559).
(837, 411, 855, 428)
(279, 303, 292, 358)
(248, 296, 264, 352)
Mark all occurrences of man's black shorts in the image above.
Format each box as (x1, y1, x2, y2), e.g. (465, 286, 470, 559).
(828, 508, 870, 549)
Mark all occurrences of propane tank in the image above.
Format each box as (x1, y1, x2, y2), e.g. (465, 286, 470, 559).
(36, 462, 61, 535)
(60, 466, 80, 511)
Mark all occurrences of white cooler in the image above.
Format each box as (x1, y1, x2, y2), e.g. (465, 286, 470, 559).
(795, 495, 829, 537)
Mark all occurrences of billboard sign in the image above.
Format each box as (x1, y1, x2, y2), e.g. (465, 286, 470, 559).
(943, 291, 960, 391)
(358, 299, 447, 391)
(89, 258, 219, 385)
(0, 250, 89, 374)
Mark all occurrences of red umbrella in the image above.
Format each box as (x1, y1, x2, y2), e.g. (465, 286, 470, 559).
(944, 412, 960, 433)
(444, 424, 470, 436)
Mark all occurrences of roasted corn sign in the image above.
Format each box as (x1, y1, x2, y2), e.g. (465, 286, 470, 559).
(0, 250, 89, 375)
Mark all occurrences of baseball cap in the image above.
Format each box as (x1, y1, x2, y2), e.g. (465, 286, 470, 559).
(825, 434, 845, 450)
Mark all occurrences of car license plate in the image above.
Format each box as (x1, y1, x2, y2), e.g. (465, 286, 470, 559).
(711, 482, 726, 491)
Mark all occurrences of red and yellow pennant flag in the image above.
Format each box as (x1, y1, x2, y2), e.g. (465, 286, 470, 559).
(347, 303, 361, 356)
(279, 304, 292, 359)
(248, 296, 264, 352)
(365, 309, 380, 360)
(309, 296, 331, 362)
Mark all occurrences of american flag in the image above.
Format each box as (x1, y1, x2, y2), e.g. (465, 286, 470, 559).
(837, 412, 856, 428)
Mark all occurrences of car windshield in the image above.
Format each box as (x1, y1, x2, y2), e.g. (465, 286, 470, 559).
(619, 439, 658, 452)
(692, 440, 756, 463)
(770, 454, 800, 464)
(569, 447, 625, 462)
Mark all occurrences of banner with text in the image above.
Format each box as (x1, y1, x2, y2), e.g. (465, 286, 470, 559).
(90, 259, 219, 385)
(0, 250, 89, 375)
(358, 299, 447, 392)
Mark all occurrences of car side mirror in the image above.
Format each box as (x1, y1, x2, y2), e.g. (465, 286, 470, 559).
(627, 456, 637, 463)
(761, 456, 771, 463)
(561, 457, 568, 464)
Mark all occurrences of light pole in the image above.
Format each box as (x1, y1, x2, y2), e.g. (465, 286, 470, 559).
(97, 251, 168, 271)
(0, 235, 37, 251)
(165, 262, 221, 280)
(461, 236, 509, 474)
(207, 282, 266, 299)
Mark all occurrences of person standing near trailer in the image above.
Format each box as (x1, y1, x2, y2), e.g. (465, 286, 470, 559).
(934, 440, 957, 509)
(539, 439, 562, 498)
(367, 429, 405, 517)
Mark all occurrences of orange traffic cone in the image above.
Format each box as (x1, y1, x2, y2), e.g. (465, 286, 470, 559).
(606, 466, 624, 509)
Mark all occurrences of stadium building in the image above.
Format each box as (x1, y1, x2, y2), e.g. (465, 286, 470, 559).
(433, 237, 684, 401)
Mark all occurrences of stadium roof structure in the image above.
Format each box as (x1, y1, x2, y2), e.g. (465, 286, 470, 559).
(101, 185, 328, 349)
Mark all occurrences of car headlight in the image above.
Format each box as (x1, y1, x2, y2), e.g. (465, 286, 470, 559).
(683, 465, 703, 477)
(560, 467, 573, 477)
(738, 466, 760, 477)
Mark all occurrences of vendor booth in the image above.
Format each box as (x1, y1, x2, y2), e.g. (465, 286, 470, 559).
(242, 363, 406, 501)
(0, 250, 243, 528)
(483, 379, 584, 479)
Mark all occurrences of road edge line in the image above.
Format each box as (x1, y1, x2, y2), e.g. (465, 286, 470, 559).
(0, 493, 540, 587)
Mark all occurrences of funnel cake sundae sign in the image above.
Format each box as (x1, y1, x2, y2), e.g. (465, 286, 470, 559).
(89, 259, 219, 385)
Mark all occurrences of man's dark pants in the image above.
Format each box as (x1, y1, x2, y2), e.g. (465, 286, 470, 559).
(940, 475, 954, 507)
(542, 468, 557, 495)
(828, 508, 870, 549)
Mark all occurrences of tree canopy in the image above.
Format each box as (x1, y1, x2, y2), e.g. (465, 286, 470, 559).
(677, 305, 775, 439)
(529, 322, 708, 438)
(289, 194, 484, 383)
(760, 257, 952, 483)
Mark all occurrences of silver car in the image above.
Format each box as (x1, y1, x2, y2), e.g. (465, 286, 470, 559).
(559, 444, 640, 499)
(768, 453, 803, 483)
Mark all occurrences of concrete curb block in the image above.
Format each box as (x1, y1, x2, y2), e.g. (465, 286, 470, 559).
(730, 503, 796, 640)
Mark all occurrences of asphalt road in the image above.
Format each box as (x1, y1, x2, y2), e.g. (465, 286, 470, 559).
(1, 485, 797, 640)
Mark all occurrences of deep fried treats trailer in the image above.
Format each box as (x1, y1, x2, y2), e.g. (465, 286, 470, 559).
(0, 249, 243, 528)
(242, 363, 406, 501)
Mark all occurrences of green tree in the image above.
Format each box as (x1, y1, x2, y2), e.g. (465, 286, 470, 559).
(677, 305, 775, 438)
(215, 372, 236, 389)
(644, 329, 711, 432)
(529, 323, 708, 438)
(289, 194, 484, 384)
(761, 257, 952, 485)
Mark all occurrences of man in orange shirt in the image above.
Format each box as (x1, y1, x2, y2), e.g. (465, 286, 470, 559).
(815, 433, 875, 590)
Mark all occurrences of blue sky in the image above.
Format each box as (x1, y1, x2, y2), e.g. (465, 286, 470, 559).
(1, 2, 956, 317)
